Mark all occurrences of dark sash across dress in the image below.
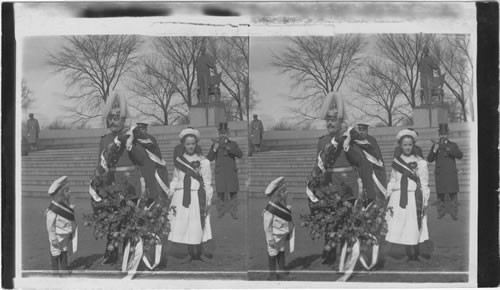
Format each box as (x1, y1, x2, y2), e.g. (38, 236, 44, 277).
(173, 154, 207, 229)
(391, 156, 424, 230)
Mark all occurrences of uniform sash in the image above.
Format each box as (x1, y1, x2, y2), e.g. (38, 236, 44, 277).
(265, 202, 292, 222)
(48, 201, 75, 221)
(391, 156, 424, 230)
(173, 155, 207, 229)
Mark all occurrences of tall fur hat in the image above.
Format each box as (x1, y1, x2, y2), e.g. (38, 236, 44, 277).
(318, 92, 345, 121)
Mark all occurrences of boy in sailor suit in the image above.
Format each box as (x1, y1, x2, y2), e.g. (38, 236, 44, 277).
(45, 176, 77, 271)
(263, 176, 295, 280)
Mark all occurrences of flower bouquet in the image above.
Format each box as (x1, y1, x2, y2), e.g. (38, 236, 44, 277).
(84, 183, 174, 272)
(301, 181, 392, 281)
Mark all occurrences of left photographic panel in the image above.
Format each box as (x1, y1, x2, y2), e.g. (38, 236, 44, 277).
(19, 33, 250, 280)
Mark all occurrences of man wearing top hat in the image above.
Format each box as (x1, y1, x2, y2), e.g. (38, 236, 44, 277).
(427, 123, 463, 220)
(250, 114, 264, 152)
(207, 122, 243, 219)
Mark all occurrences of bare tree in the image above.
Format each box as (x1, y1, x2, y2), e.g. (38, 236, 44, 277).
(376, 34, 435, 108)
(207, 37, 252, 120)
(21, 79, 34, 111)
(431, 35, 473, 122)
(129, 57, 188, 125)
(47, 35, 142, 124)
(272, 35, 365, 118)
(350, 60, 411, 126)
(152, 37, 205, 107)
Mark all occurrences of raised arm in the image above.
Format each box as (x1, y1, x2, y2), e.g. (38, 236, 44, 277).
(427, 143, 437, 163)
(227, 141, 243, 158)
(207, 144, 216, 161)
(448, 142, 463, 159)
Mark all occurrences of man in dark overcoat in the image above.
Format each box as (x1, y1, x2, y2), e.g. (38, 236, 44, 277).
(427, 123, 463, 220)
(250, 114, 264, 152)
(207, 122, 243, 219)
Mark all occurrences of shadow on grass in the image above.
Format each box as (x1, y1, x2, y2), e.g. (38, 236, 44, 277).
(287, 254, 322, 270)
(69, 254, 102, 270)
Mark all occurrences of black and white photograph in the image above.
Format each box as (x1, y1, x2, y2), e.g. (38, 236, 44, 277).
(247, 34, 473, 282)
(20, 28, 250, 279)
(7, 1, 489, 288)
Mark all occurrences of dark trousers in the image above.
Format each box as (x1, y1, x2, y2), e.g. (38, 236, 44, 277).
(436, 192, 459, 219)
(50, 251, 68, 271)
(217, 192, 237, 200)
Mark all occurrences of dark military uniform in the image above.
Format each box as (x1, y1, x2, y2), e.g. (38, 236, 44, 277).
(92, 131, 144, 264)
(316, 134, 359, 200)
(98, 132, 142, 198)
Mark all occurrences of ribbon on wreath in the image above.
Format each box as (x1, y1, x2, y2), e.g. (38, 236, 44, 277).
(337, 200, 380, 282)
(121, 234, 162, 279)
(337, 235, 379, 282)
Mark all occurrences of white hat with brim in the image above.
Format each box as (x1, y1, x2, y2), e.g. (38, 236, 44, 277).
(265, 176, 286, 196)
(179, 127, 201, 140)
(48, 176, 69, 196)
(396, 129, 418, 142)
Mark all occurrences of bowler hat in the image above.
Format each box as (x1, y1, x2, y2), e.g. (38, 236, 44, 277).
(218, 122, 229, 132)
(438, 123, 449, 134)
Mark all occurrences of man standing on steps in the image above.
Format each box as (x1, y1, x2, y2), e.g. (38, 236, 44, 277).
(27, 113, 40, 151)
(207, 122, 243, 219)
(427, 123, 463, 220)
(250, 114, 264, 152)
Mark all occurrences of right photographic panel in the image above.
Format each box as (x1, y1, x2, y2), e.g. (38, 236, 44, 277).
(247, 34, 473, 282)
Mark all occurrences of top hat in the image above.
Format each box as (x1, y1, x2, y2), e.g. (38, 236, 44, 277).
(218, 122, 229, 132)
(438, 123, 449, 134)
(357, 123, 369, 130)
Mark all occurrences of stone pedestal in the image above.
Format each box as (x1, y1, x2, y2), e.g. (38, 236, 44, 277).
(413, 104, 449, 128)
(189, 102, 226, 127)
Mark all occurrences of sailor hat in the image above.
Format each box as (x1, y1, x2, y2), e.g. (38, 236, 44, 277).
(265, 176, 286, 196)
(48, 176, 69, 196)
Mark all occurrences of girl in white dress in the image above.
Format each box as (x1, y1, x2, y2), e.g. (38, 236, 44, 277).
(168, 128, 213, 260)
(385, 129, 430, 261)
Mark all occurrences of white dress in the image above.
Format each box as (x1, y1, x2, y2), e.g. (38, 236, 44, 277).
(167, 154, 213, 245)
(385, 155, 430, 245)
